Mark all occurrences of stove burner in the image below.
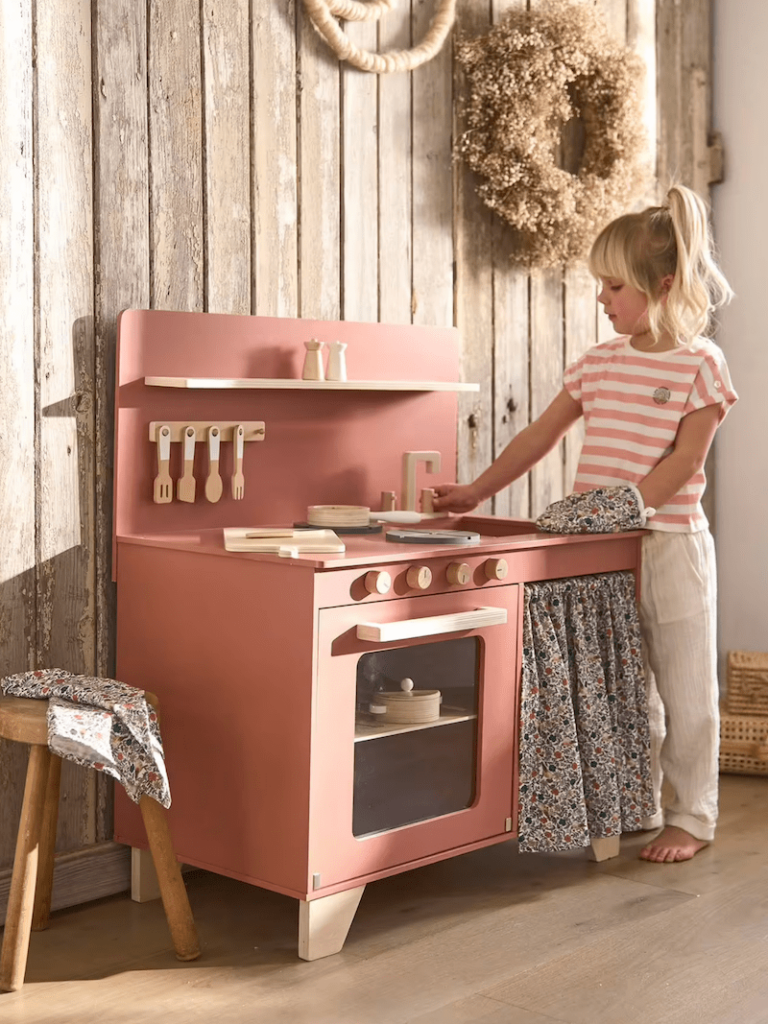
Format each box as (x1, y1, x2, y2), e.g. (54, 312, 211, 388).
(293, 521, 383, 535)
(385, 529, 481, 546)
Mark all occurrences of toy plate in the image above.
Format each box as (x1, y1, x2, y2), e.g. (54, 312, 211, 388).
(385, 529, 481, 545)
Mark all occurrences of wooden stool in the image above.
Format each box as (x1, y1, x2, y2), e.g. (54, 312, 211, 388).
(0, 690, 200, 993)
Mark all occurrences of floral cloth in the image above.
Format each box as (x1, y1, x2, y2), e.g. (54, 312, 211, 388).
(518, 571, 655, 853)
(536, 484, 649, 534)
(1, 669, 170, 808)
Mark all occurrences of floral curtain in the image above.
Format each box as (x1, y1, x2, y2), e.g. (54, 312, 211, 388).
(518, 570, 655, 853)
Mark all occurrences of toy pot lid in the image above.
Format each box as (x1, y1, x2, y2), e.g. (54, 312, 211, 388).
(374, 678, 441, 701)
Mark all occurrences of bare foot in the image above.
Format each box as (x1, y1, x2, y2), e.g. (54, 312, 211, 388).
(639, 826, 709, 863)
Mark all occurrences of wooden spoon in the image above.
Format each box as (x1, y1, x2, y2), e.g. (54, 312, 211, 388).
(205, 426, 223, 503)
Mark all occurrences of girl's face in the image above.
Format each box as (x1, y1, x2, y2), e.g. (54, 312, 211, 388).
(597, 278, 650, 338)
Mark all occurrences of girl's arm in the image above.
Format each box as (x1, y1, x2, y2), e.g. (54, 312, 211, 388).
(433, 388, 583, 513)
(637, 403, 722, 511)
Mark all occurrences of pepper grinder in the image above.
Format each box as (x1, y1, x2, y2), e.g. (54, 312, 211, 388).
(302, 338, 325, 381)
(327, 340, 348, 382)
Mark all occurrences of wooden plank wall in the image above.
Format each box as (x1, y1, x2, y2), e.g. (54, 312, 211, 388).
(0, 0, 712, 897)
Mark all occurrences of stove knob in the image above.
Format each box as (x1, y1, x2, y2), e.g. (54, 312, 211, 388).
(484, 558, 509, 581)
(406, 565, 432, 591)
(364, 570, 391, 595)
(447, 562, 471, 586)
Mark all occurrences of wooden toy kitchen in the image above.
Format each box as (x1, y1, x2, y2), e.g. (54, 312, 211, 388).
(112, 310, 644, 961)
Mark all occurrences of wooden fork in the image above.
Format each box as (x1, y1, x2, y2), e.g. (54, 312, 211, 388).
(231, 424, 245, 500)
(153, 424, 173, 503)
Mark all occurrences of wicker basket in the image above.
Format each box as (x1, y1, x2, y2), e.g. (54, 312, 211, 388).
(719, 706, 768, 776)
(725, 650, 768, 715)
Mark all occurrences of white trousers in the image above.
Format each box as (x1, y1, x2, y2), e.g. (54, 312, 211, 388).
(638, 528, 719, 841)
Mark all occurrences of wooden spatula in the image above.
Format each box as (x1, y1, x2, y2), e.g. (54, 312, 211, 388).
(153, 424, 172, 503)
(231, 423, 245, 500)
(205, 426, 223, 503)
(177, 425, 196, 503)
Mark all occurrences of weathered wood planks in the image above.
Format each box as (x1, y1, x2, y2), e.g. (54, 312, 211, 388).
(149, 0, 204, 312)
(203, 0, 251, 315)
(0, 0, 37, 878)
(253, 2, 299, 317)
(0, 0, 716, 895)
(35, 0, 97, 850)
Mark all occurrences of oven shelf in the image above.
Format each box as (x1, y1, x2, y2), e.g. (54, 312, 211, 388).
(354, 707, 477, 742)
(144, 376, 479, 393)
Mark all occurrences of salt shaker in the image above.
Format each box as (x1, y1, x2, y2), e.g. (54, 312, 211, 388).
(302, 338, 325, 381)
(326, 340, 348, 382)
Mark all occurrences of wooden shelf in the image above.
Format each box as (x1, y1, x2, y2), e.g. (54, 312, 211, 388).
(144, 376, 479, 393)
(354, 707, 476, 742)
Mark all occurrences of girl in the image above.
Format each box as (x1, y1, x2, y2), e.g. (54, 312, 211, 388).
(434, 184, 737, 863)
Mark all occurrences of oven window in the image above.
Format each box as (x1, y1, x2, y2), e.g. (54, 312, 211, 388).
(352, 637, 480, 837)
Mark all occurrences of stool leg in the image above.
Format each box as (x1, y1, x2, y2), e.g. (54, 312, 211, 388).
(0, 744, 52, 993)
(138, 796, 200, 961)
(33, 754, 62, 931)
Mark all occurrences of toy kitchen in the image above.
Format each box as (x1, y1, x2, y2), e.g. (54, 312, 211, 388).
(112, 309, 645, 961)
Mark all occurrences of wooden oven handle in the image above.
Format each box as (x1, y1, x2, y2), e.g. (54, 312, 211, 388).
(356, 607, 507, 643)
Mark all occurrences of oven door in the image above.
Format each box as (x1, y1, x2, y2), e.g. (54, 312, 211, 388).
(308, 583, 521, 891)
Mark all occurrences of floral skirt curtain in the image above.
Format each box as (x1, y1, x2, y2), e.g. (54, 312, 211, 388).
(518, 570, 655, 853)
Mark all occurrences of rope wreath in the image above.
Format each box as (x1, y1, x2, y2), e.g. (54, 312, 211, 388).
(301, 0, 457, 73)
(455, 0, 648, 267)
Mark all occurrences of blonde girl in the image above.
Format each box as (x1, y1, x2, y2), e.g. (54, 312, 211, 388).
(434, 184, 737, 862)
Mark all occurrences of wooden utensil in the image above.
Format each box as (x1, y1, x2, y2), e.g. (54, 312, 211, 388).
(223, 528, 345, 554)
(153, 424, 172, 503)
(205, 426, 223, 503)
(177, 425, 196, 503)
(231, 424, 245, 500)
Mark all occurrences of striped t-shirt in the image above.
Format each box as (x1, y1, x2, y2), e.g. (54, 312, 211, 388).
(564, 336, 738, 532)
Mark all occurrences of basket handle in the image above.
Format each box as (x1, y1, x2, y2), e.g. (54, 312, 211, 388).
(721, 738, 768, 762)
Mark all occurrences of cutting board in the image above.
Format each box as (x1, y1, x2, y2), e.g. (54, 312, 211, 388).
(222, 527, 345, 556)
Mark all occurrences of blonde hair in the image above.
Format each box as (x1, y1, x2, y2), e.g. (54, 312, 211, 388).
(588, 184, 733, 345)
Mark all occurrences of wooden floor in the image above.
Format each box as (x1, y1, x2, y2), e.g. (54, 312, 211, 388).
(2, 775, 767, 1024)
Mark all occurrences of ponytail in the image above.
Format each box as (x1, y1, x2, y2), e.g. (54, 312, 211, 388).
(589, 183, 733, 345)
(661, 185, 733, 343)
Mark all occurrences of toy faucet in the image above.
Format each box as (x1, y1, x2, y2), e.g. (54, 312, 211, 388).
(401, 451, 441, 511)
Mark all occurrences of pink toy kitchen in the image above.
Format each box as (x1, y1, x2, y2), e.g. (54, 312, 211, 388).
(112, 310, 650, 961)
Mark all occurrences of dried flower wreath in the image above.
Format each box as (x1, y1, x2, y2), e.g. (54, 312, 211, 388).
(455, 0, 648, 268)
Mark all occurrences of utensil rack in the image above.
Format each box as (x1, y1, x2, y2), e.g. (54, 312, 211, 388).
(148, 421, 266, 443)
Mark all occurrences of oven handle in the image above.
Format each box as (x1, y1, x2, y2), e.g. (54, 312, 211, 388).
(355, 606, 507, 643)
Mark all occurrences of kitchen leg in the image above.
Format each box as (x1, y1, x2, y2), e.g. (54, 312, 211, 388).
(131, 846, 161, 903)
(297, 884, 366, 961)
(589, 835, 621, 861)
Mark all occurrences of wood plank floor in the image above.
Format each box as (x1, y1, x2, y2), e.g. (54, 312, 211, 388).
(2, 775, 767, 1024)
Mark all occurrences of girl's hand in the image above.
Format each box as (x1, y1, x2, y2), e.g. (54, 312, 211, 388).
(432, 483, 481, 514)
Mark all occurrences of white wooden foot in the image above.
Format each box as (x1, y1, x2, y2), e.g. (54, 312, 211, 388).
(131, 846, 161, 903)
(589, 835, 621, 862)
(298, 885, 366, 961)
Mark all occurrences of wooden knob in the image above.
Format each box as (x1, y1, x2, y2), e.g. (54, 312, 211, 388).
(364, 570, 391, 595)
(406, 565, 432, 590)
(485, 558, 508, 581)
(447, 562, 471, 586)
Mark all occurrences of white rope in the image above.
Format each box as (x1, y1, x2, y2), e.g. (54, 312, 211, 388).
(301, 0, 457, 73)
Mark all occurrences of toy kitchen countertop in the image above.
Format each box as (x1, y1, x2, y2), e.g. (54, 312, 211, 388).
(116, 514, 645, 578)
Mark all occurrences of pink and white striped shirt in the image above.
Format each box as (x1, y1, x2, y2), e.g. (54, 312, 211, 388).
(564, 336, 738, 532)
